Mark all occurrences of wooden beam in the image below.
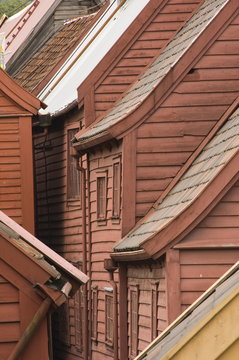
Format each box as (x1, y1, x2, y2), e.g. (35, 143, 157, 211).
(166, 249, 181, 325)
(121, 131, 136, 236)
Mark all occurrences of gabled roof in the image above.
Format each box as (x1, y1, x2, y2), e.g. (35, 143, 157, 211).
(14, 14, 96, 94)
(38, 0, 151, 116)
(74, 0, 238, 150)
(0, 210, 89, 287)
(135, 261, 239, 360)
(0, 68, 43, 114)
(113, 102, 239, 259)
(0, 0, 61, 64)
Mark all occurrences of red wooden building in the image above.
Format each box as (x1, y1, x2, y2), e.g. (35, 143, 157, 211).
(0, 68, 42, 233)
(11, 0, 239, 359)
(0, 210, 88, 360)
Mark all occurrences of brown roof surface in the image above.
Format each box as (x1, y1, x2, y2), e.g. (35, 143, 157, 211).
(14, 14, 95, 93)
(75, 0, 230, 144)
(114, 105, 239, 252)
(0, 210, 88, 284)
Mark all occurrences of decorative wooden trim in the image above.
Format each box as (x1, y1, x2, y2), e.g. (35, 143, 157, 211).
(112, 156, 121, 221)
(121, 131, 136, 236)
(91, 286, 98, 342)
(19, 116, 35, 234)
(166, 249, 181, 325)
(151, 281, 159, 341)
(66, 125, 81, 203)
(105, 287, 114, 347)
(96, 170, 108, 222)
(129, 284, 139, 359)
(119, 265, 128, 360)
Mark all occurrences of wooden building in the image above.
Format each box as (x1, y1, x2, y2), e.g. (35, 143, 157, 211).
(1, 0, 101, 73)
(0, 68, 43, 233)
(0, 210, 88, 360)
(12, 0, 239, 359)
(135, 261, 239, 360)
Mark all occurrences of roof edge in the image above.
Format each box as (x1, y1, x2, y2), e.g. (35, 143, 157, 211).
(0, 69, 42, 114)
(142, 150, 239, 259)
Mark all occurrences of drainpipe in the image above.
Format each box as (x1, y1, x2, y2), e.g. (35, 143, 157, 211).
(7, 297, 52, 360)
(76, 157, 89, 360)
(105, 259, 118, 360)
(86, 152, 93, 356)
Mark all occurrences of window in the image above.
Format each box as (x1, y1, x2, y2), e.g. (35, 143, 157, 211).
(91, 286, 98, 341)
(151, 282, 159, 341)
(97, 172, 107, 220)
(112, 162, 121, 218)
(105, 288, 113, 346)
(67, 128, 80, 200)
(130, 285, 139, 358)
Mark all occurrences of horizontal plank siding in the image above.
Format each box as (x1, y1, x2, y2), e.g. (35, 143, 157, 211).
(93, 0, 203, 119)
(127, 262, 166, 357)
(180, 249, 239, 311)
(0, 277, 20, 354)
(0, 117, 23, 224)
(34, 113, 84, 360)
(136, 16, 239, 219)
(88, 143, 122, 359)
(179, 181, 239, 310)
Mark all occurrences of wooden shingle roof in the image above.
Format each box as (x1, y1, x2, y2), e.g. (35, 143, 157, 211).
(14, 14, 96, 94)
(114, 104, 239, 255)
(74, 0, 231, 146)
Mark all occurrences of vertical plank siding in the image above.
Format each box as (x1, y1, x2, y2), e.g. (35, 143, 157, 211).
(93, 0, 203, 119)
(127, 262, 166, 357)
(135, 15, 239, 219)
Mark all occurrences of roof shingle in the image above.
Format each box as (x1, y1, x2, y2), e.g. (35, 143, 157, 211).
(114, 106, 239, 252)
(75, 0, 230, 143)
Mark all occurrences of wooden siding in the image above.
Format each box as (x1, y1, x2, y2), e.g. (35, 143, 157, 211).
(54, 0, 98, 28)
(127, 262, 166, 357)
(135, 13, 239, 219)
(0, 275, 19, 356)
(0, 117, 22, 224)
(34, 111, 84, 359)
(179, 180, 239, 311)
(88, 142, 122, 359)
(35, 110, 83, 259)
(92, 0, 203, 120)
(180, 249, 239, 312)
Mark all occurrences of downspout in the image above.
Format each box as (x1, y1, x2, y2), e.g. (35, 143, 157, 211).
(86, 152, 93, 356)
(105, 259, 119, 360)
(76, 158, 89, 360)
(7, 297, 52, 360)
